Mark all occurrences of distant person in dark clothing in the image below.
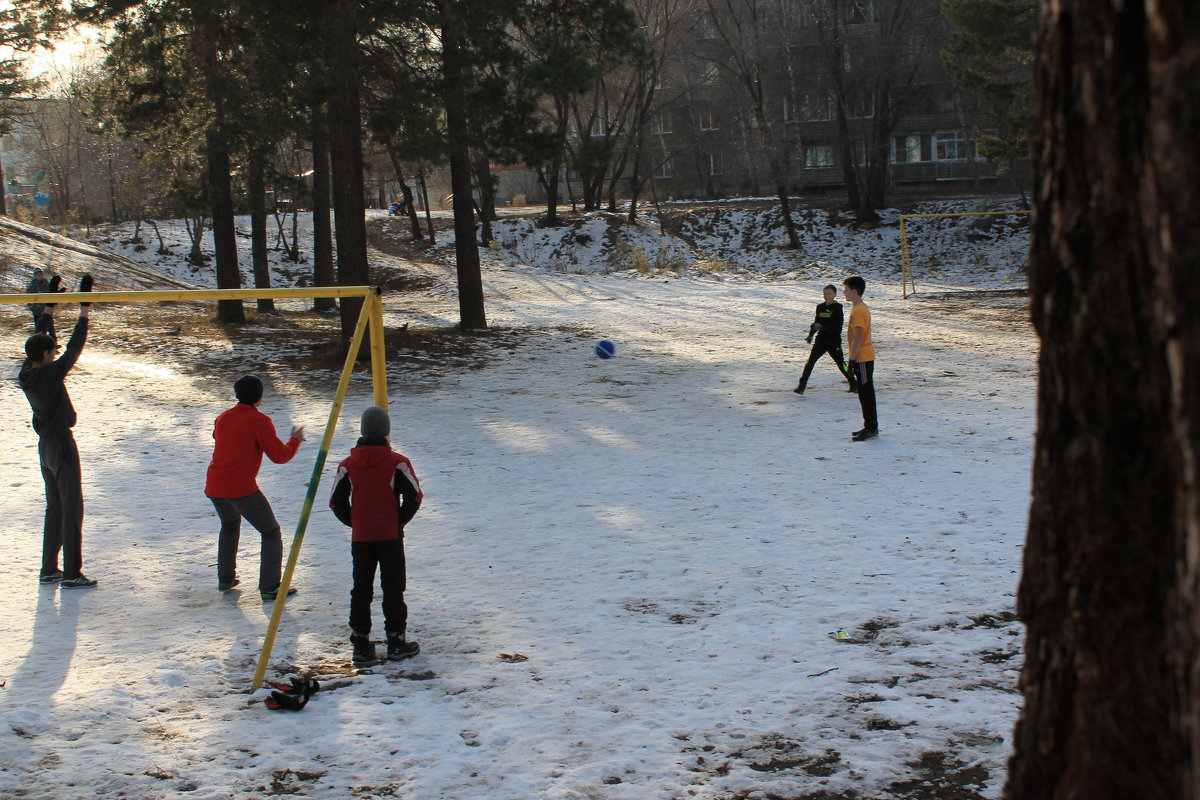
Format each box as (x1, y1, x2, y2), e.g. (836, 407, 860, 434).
(794, 284, 857, 395)
(18, 275, 96, 588)
(25, 267, 49, 326)
(330, 406, 423, 663)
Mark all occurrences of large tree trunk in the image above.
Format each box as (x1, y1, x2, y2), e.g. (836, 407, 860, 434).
(248, 146, 275, 314)
(418, 165, 435, 244)
(205, 130, 244, 324)
(386, 146, 423, 240)
(310, 105, 337, 313)
(439, 0, 487, 330)
(195, 9, 244, 324)
(324, 0, 371, 349)
(1006, 3, 1199, 799)
(472, 153, 497, 245)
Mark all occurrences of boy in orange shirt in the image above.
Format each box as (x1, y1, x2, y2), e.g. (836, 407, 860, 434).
(843, 276, 878, 441)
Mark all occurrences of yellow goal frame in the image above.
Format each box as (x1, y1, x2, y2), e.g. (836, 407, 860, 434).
(1, 286, 389, 689)
(898, 210, 1032, 298)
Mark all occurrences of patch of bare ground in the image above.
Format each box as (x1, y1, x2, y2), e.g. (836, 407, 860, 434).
(719, 745, 990, 800)
(908, 292, 1030, 329)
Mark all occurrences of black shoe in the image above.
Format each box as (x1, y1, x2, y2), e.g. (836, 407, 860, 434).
(793, 385, 805, 395)
(847, 384, 859, 393)
(351, 632, 377, 663)
(39, 570, 63, 585)
(61, 574, 98, 588)
(386, 633, 420, 660)
(852, 428, 878, 441)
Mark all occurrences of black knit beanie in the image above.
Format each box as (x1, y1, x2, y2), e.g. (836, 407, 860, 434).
(234, 374, 264, 405)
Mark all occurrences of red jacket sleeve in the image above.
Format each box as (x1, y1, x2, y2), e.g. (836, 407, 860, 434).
(257, 415, 300, 464)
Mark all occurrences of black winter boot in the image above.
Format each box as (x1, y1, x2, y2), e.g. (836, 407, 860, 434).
(350, 632, 377, 663)
(386, 631, 420, 660)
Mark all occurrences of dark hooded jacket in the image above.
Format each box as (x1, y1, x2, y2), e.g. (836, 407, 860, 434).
(18, 316, 87, 438)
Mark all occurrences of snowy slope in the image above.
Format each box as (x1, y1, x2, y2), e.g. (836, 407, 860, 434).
(0, 205, 1032, 799)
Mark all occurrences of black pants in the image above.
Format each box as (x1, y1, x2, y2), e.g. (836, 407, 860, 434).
(799, 339, 855, 390)
(853, 361, 878, 432)
(350, 538, 408, 637)
(39, 433, 84, 579)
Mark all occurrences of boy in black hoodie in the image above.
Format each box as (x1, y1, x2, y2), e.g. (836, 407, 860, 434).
(330, 406, 423, 663)
(795, 284, 857, 395)
(19, 275, 95, 587)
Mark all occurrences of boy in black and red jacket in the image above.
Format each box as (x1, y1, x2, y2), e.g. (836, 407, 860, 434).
(330, 406, 423, 662)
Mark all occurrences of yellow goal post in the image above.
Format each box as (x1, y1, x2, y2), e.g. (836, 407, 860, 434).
(0, 285, 389, 689)
(898, 210, 1032, 298)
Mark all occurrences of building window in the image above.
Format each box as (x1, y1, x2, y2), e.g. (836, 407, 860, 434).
(651, 113, 673, 135)
(702, 62, 721, 85)
(706, 152, 722, 176)
(699, 109, 719, 131)
(800, 92, 833, 121)
(846, 91, 874, 119)
(653, 155, 672, 178)
(852, 137, 868, 165)
(782, 97, 797, 123)
(893, 134, 928, 163)
(841, 0, 876, 23)
(934, 130, 967, 161)
(803, 140, 835, 168)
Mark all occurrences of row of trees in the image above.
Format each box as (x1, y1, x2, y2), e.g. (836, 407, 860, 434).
(0, 0, 1037, 333)
(0, 0, 650, 334)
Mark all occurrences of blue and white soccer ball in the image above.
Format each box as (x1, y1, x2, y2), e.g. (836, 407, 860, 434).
(594, 339, 616, 359)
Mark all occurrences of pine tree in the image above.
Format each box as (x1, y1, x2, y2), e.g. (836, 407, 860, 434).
(942, 0, 1036, 199)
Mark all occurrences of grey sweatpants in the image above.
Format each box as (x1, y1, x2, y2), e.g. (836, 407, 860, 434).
(39, 433, 84, 579)
(211, 491, 283, 593)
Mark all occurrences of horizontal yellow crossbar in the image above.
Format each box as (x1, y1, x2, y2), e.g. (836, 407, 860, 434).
(0, 286, 380, 305)
(898, 210, 1032, 221)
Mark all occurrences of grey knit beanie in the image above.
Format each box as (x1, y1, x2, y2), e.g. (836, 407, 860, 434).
(361, 406, 391, 439)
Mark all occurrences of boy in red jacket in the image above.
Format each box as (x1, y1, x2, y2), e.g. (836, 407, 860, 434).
(330, 406, 422, 662)
(205, 374, 305, 601)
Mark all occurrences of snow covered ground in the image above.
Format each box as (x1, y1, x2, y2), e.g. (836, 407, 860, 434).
(0, 203, 1033, 798)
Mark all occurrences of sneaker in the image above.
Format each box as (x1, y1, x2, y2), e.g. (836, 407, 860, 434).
(260, 585, 298, 602)
(351, 633, 377, 663)
(218, 578, 240, 591)
(852, 428, 879, 442)
(39, 570, 63, 584)
(386, 634, 420, 660)
(61, 574, 98, 589)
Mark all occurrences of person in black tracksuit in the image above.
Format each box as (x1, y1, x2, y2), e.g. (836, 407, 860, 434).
(795, 284, 857, 395)
(18, 277, 96, 588)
